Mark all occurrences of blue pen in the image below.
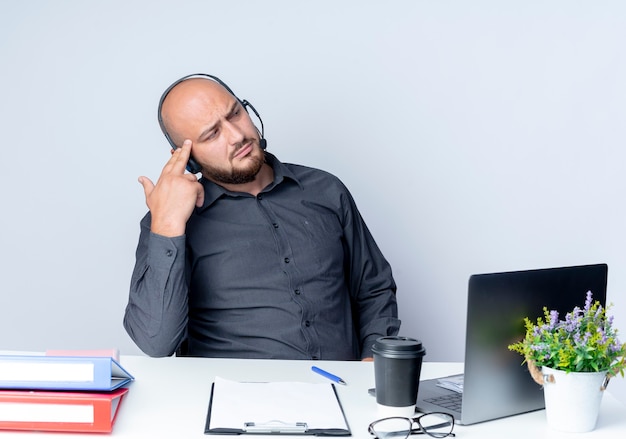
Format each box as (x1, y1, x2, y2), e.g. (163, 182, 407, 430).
(311, 366, 347, 385)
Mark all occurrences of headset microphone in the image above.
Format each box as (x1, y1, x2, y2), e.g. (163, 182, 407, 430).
(157, 73, 267, 173)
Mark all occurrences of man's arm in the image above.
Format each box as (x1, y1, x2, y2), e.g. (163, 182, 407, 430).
(124, 140, 204, 356)
(341, 189, 401, 359)
(123, 215, 189, 357)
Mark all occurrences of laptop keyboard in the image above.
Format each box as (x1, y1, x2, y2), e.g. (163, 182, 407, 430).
(425, 393, 462, 412)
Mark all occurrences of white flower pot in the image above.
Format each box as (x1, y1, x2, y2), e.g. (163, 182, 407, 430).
(541, 366, 609, 433)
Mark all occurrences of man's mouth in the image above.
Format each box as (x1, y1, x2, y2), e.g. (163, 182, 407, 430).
(233, 141, 254, 159)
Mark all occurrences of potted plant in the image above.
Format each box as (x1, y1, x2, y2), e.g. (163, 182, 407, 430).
(508, 291, 626, 432)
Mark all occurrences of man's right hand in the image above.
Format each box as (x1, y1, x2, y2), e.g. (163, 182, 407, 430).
(138, 140, 205, 237)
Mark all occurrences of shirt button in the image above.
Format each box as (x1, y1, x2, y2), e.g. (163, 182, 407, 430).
(273, 223, 279, 229)
(166, 250, 173, 257)
(294, 289, 301, 295)
(305, 320, 311, 327)
(284, 258, 290, 264)
(257, 195, 263, 200)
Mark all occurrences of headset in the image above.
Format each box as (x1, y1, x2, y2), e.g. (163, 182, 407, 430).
(157, 73, 267, 174)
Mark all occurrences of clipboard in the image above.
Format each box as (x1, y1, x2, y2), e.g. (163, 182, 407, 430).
(204, 377, 351, 436)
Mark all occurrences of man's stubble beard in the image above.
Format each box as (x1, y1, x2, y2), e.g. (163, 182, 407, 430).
(200, 151, 265, 185)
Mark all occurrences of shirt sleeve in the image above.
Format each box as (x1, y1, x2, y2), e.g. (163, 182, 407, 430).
(340, 187, 402, 358)
(123, 213, 189, 357)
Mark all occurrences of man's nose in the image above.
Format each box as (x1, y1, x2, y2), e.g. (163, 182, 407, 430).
(223, 120, 245, 144)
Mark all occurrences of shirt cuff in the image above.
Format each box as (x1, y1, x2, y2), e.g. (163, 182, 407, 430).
(146, 232, 186, 270)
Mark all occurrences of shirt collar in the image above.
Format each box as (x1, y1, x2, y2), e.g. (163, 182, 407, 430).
(196, 152, 303, 212)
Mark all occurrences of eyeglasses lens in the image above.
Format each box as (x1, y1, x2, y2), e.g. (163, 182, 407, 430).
(371, 417, 412, 439)
(418, 413, 454, 437)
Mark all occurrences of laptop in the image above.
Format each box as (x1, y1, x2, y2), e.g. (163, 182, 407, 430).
(415, 263, 608, 425)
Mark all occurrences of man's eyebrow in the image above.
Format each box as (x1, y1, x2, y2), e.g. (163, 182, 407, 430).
(197, 100, 239, 141)
(225, 100, 241, 119)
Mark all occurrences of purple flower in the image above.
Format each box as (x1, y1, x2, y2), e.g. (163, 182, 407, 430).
(609, 342, 621, 354)
(565, 312, 579, 332)
(584, 291, 593, 311)
(531, 343, 547, 351)
(595, 306, 605, 320)
(573, 332, 582, 345)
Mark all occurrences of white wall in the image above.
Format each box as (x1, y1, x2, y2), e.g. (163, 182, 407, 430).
(1, 0, 625, 403)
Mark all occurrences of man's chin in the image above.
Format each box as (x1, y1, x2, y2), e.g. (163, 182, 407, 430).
(202, 157, 264, 186)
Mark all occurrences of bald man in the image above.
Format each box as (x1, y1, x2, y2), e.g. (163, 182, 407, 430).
(124, 75, 400, 360)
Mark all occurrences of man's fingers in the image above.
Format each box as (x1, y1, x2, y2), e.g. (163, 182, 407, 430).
(181, 173, 205, 208)
(138, 176, 155, 197)
(167, 139, 193, 173)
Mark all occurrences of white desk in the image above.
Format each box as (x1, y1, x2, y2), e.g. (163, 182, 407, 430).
(1, 355, 625, 438)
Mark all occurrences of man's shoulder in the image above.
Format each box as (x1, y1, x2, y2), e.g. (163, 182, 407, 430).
(268, 153, 350, 196)
(281, 161, 343, 185)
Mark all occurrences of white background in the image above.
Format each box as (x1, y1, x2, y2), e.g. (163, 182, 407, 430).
(1, 1, 625, 403)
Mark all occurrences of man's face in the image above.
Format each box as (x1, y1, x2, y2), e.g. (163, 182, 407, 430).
(162, 79, 265, 185)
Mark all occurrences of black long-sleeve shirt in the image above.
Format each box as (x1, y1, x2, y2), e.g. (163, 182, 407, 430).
(124, 153, 400, 359)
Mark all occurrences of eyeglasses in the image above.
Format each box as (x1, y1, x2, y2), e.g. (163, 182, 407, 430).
(368, 412, 455, 439)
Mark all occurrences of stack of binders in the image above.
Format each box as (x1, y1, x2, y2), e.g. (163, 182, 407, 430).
(0, 351, 134, 433)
